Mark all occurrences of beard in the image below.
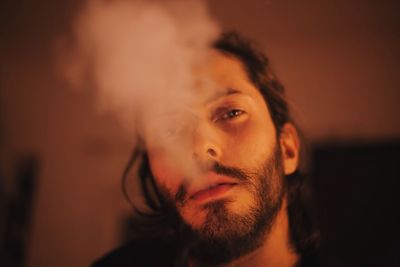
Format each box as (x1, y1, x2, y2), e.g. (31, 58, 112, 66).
(158, 144, 285, 266)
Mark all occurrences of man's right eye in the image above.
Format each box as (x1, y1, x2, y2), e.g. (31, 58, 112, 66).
(220, 109, 244, 120)
(212, 107, 247, 123)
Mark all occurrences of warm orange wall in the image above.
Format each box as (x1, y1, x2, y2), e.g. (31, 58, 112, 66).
(1, 1, 399, 267)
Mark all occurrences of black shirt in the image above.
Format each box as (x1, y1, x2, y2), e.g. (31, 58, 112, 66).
(92, 237, 320, 267)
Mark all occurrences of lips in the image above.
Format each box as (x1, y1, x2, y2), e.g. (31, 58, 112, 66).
(189, 181, 238, 203)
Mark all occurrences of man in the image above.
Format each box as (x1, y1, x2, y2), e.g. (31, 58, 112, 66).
(93, 32, 319, 267)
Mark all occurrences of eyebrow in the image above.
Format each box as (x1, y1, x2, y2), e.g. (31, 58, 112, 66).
(206, 88, 243, 103)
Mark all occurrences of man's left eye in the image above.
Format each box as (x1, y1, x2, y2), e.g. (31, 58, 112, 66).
(221, 109, 244, 120)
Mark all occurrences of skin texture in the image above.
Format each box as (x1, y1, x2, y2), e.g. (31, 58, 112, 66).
(147, 51, 300, 267)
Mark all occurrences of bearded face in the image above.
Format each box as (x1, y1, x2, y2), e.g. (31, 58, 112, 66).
(147, 51, 299, 265)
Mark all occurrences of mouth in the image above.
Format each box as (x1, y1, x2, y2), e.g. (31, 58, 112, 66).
(189, 182, 238, 204)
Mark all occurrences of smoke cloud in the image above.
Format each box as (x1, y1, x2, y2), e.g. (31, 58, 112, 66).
(55, 0, 220, 178)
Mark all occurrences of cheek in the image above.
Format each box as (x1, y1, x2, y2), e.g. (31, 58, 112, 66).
(147, 152, 182, 193)
(223, 117, 276, 167)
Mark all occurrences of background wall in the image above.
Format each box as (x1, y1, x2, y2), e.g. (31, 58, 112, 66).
(1, 0, 399, 266)
(208, 0, 400, 141)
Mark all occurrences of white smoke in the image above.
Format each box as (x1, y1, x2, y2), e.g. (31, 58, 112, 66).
(55, 0, 220, 177)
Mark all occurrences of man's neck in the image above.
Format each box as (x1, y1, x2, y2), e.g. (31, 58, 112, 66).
(189, 199, 299, 267)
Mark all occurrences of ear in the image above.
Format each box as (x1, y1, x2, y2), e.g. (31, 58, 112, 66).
(279, 123, 300, 175)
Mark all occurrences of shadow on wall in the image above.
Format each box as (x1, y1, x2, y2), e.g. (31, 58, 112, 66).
(312, 140, 400, 267)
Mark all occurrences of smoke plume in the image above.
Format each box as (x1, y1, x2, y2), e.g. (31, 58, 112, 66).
(55, 0, 220, 178)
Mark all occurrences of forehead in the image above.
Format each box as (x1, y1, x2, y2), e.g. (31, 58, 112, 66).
(195, 51, 266, 103)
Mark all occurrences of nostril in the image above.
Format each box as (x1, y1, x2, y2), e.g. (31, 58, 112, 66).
(207, 148, 217, 157)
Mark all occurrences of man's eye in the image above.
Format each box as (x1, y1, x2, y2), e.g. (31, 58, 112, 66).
(220, 109, 244, 120)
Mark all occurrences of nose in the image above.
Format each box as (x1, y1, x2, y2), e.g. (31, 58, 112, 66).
(192, 122, 222, 163)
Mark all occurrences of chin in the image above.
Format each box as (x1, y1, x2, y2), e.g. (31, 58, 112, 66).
(182, 197, 256, 238)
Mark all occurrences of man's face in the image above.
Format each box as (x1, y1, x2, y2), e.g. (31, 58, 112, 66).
(147, 52, 286, 257)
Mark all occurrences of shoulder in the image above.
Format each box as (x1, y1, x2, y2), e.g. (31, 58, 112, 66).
(91, 237, 178, 267)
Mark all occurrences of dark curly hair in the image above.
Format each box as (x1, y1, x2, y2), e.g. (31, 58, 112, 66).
(122, 31, 319, 266)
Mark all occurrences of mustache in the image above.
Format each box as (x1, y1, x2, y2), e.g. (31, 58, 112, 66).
(213, 162, 249, 182)
(174, 162, 250, 204)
